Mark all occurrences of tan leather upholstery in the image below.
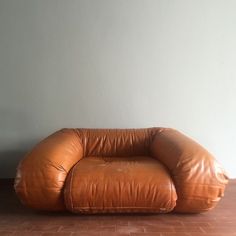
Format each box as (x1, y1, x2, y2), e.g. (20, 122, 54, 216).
(78, 128, 157, 157)
(14, 128, 228, 213)
(150, 129, 228, 213)
(64, 156, 176, 213)
(14, 129, 83, 211)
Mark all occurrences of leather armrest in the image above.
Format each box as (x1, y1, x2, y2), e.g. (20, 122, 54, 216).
(14, 129, 83, 211)
(150, 128, 228, 213)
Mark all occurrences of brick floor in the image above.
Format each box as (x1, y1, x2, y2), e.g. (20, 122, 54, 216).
(0, 179, 235, 236)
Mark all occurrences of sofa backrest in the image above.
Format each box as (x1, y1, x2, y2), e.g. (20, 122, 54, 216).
(76, 128, 159, 157)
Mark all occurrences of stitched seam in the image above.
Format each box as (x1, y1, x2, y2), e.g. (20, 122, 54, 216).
(175, 182, 225, 187)
(170, 178, 173, 209)
(74, 129, 84, 156)
(72, 206, 173, 210)
(177, 196, 221, 201)
(69, 200, 169, 203)
(75, 129, 83, 147)
(69, 164, 76, 211)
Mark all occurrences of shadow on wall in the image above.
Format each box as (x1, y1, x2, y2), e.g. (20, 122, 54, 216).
(0, 150, 28, 179)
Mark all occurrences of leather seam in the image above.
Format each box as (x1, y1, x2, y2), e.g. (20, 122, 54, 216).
(170, 178, 173, 209)
(175, 182, 225, 187)
(74, 129, 84, 156)
(69, 164, 76, 211)
(71, 206, 173, 210)
(177, 196, 221, 201)
(69, 200, 171, 203)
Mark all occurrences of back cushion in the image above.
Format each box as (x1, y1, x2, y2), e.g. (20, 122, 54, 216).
(76, 128, 158, 157)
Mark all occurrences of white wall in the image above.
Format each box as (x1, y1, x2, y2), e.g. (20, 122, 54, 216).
(0, 0, 236, 178)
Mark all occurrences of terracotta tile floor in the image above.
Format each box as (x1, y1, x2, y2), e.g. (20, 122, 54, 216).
(0, 179, 236, 236)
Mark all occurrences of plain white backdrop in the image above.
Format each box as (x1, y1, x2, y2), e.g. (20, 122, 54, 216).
(0, 0, 236, 178)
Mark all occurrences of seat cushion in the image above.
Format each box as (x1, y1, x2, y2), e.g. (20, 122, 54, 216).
(64, 156, 177, 213)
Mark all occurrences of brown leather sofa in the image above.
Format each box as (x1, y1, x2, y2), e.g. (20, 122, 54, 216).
(14, 128, 228, 214)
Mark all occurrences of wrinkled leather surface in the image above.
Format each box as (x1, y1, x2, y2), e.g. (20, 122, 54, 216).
(14, 127, 228, 213)
(151, 128, 229, 213)
(64, 156, 176, 213)
(76, 128, 158, 157)
(14, 129, 83, 210)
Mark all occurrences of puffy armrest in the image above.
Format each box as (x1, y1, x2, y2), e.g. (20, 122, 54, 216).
(14, 129, 83, 211)
(150, 128, 228, 213)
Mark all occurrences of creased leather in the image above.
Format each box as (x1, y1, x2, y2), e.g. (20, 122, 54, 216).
(14, 129, 83, 211)
(64, 156, 177, 213)
(76, 128, 158, 157)
(150, 128, 229, 213)
(14, 127, 228, 213)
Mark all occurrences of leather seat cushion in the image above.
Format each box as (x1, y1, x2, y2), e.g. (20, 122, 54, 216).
(64, 156, 177, 213)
